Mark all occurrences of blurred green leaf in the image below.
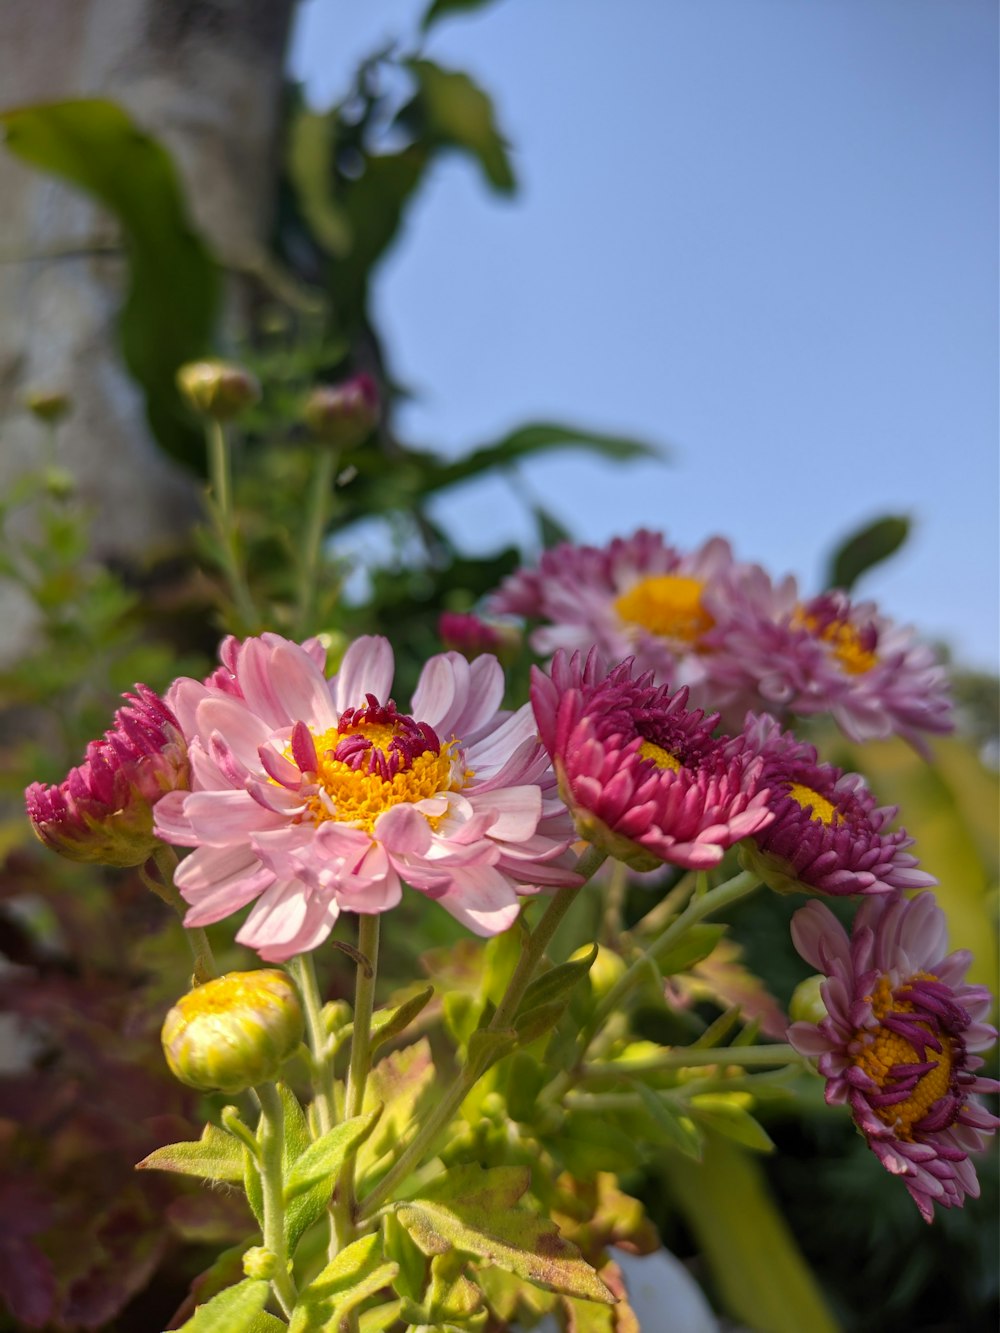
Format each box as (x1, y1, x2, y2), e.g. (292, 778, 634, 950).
(688, 1092, 775, 1154)
(287, 108, 353, 256)
(2, 98, 218, 468)
(825, 514, 910, 592)
(421, 0, 502, 29)
(402, 60, 515, 193)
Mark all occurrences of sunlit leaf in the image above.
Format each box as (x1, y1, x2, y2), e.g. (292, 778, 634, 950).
(289, 1233, 398, 1333)
(176, 1278, 269, 1333)
(287, 108, 352, 256)
(688, 1093, 775, 1154)
(135, 1122, 244, 1183)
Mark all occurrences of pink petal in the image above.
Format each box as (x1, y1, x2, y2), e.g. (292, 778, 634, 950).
(331, 636, 394, 713)
(269, 639, 338, 729)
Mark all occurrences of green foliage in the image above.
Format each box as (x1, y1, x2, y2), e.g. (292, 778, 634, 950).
(825, 513, 910, 591)
(285, 1110, 382, 1251)
(400, 59, 516, 192)
(288, 1233, 398, 1333)
(136, 1122, 245, 1184)
(1, 99, 218, 468)
(176, 1277, 271, 1332)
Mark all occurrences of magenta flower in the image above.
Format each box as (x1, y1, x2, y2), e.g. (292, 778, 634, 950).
(154, 634, 579, 961)
(438, 611, 521, 665)
(530, 651, 773, 871)
(788, 894, 999, 1222)
(25, 685, 189, 867)
(710, 582, 954, 748)
(736, 714, 936, 897)
(491, 530, 756, 706)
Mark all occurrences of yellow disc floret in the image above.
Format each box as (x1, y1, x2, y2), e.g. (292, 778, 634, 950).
(795, 609, 878, 675)
(853, 974, 954, 1139)
(614, 575, 714, 644)
(785, 782, 839, 825)
(638, 739, 682, 773)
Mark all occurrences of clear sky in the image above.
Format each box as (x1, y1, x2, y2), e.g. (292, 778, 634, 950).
(289, 0, 999, 670)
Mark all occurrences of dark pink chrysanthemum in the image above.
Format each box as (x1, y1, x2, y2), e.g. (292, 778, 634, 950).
(735, 714, 936, 897)
(492, 530, 756, 707)
(154, 634, 579, 961)
(709, 582, 954, 748)
(439, 612, 521, 665)
(25, 685, 189, 867)
(530, 651, 773, 871)
(788, 894, 999, 1222)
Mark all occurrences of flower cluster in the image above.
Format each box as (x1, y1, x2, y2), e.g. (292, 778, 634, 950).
(492, 528, 954, 747)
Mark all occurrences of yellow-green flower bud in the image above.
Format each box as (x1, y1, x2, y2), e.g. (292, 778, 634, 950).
(789, 974, 828, 1026)
(177, 360, 261, 421)
(242, 1246, 279, 1280)
(25, 388, 71, 424)
(161, 969, 304, 1094)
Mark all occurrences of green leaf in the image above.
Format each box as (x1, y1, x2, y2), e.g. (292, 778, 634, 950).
(512, 1001, 566, 1046)
(826, 514, 911, 591)
(688, 1093, 775, 1154)
(247, 1316, 287, 1333)
(287, 108, 352, 256)
(369, 986, 435, 1052)
(358, 1301, 404, 1333)
(397, 1165, 613, 1304)
(284, 1108, 382, 1253)
(505, 1051, 547, 1123)
(517, 946, 597, 1014)
(243, 1145, 264, 1231)
(1, 98, 218, 468)
(661, 1130, 839, 1333)
(401, 1250, 487, 1329)
(403, 60, 515, 193)
(288, 1233, 399, 1333)
(358, 1040, 437, 1189)
(176, 1278, 270, 1333)
(421, 0, 500, 29)
(554, 1110, 644, 1175)
(135, 1122, 244, 1183)
(633, 1084, 703, 1161)
(655, 923, 726, 976)
(466, 1025, 517, 1077)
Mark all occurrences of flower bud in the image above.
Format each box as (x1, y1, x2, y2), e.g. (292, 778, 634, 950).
(161, 969, 305, 1095)
(439, 612, 522, 666)
(25, 685, 189, 867)
(177, 360, 261, 421)
(302, 374, 379, 449)
(242, 1247, 278, 1280)
(789, 974, 828, 1026)
(25, 388, 71, 424)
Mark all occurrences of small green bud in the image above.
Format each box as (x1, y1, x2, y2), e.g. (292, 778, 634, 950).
(161, 969, 305, 1094)
(177, 359, 261, 421)
(25, 388, 71, 424)
(302, 374, 379, 449)
(42, 465, 75, 499)
(789, 974, 828, 1026)
(242, 1246, 278, 1280)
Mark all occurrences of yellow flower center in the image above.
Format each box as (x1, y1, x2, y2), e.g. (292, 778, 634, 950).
(614, 575, 714, 644)
(302, 719, 466, 833)
(795, 609, 878, 675)
(785, 782, 839, 825)
(854, 974, 954, 1140)
(638, 739, 682, 773)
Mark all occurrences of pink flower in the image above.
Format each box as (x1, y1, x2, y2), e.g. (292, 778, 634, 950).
(25, 686, 189, 867)
(491, 530, 754, 706)
(735, 714, 936, 897)
(530, 651, 773, 871)
(154, 634, 579, 961)
(709, 583, 954, 748)
(438, 612, 521, 665)
(788, 894, 999, 1222)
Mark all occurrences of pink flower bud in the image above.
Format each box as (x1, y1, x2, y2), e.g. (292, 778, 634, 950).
(303, 374, 380, 449)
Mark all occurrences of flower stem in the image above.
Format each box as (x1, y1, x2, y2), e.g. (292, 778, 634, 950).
(290, 953, 337, 1137)
(332, 915, 380, 1252)
(206, 418, 259, 631)
(147, 846, 216, 983)
(254, 1081, 298, 1318)
(357, 864, 599, 1224)
(582, 1042, 800, 1077)
(294, 444, 337, 638)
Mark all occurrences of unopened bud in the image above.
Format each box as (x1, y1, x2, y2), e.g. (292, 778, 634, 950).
(789, 974, 828, 1026)
(25, 388, 71, 424)
(161, 969, 305, 1094)
(243, 1247, 278, 1280)
(303, 374, 379, 449)
(177, 360, 261, 421)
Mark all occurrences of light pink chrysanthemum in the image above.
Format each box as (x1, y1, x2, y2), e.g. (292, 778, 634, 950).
(154, 634, 579, 961)
(26, 685, 189, 867)
(530, 651, 774, 871)
(710, 582, 954, 748)
(735, 714, 936, 897)
(491, 530, 753, 705)
(788, 894, 999, 1222)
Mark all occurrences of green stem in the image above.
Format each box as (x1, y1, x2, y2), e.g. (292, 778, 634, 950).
(332, 915, 380, 1251)
(583, 1042, 800, 1077)
(206, 418, 259, 631)
(254, 1081, 298, 1318)
(357, 863, 600, 1224)
(147, 846, 216, 983)
(294, 445, 337, 637)
(290, 953, 337, 1137)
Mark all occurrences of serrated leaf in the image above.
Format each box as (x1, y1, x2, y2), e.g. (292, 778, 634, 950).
(369, 986, 434, 1052)
(177, 1278, 269, 1332)
(420, 1164, 531, 1213)
(518, 946, 597, 1014)
(827, 514, 911, 592)
(397, 1165, 613, 1304)
(288, 1233, 398, 1333)
(688, 1093, 774, 1154)
(358, 1040, 436, 1189)
(655, 924, 726, 976)
(285, 1108, 381, 1253)
(403, 60, 515, 193)
(136, 1122, 243, 1183)
(1, 99, 218, 469)
(633, 1085, 704, 1161)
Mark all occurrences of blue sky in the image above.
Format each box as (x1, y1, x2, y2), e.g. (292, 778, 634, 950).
(289, 0, 998, 670)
